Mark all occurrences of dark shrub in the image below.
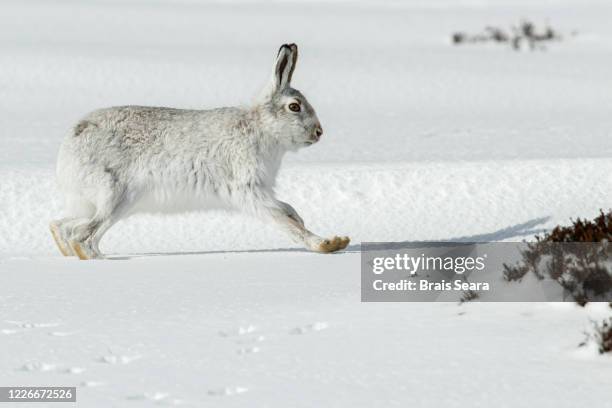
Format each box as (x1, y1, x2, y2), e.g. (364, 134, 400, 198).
(503, 210, 612, 304)
(582, 318, 612, 354)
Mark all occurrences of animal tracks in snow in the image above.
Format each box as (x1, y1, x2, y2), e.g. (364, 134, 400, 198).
(2, 320, 65, 336)
(236, 346, 260, 355)
(8, 320, 91, 382)
(64, 367, 86, 374)
(5, 320, 61, 329)
(218, 324, 257, 338)
(235, 334, 266, 344)
(18, 361, 85, 375)
(48, 331, 78, 337)
(80, 380, 106, 388)
(207, 386, 249, 397)
(289, 321, 329, 335)
(126, 392, 186, 406)
(19, 361, 57, 372)
(219, 321, 330, 355)
(2, 320, 80, 340)
(98, 354, 142, 365)
(6, 319, 155, 402)
(219, 325, 265, 355)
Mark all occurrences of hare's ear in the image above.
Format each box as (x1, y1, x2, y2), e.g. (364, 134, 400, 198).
(272, 43, 298, 91)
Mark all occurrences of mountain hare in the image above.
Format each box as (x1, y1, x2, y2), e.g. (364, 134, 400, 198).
(50, 44, 350, 259)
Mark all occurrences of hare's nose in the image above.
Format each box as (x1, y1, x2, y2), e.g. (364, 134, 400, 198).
(314, 126, 323, 139)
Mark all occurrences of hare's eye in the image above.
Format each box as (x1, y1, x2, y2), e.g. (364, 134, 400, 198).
(288, 103, 301, 112)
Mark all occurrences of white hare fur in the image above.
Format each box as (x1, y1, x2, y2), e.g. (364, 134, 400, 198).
(50, 44, 350, 259)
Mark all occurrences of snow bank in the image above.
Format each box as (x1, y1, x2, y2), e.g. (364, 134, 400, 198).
(1, 158, 610, 258)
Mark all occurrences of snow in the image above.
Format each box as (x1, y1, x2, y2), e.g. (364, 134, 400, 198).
(3, 257, 612, 407)
(1, 0, 612, 406)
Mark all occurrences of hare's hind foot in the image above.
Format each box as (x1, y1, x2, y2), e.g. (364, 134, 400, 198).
(69, 240, 103, 260)
(313, 236, 350, 253)
(49, 221, 73, 257)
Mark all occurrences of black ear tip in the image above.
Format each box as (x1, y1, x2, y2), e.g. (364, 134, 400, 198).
(277, 44, 290, 55)
(278, 43, 297, 54)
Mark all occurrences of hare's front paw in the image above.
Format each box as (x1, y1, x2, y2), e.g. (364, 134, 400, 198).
(69, 241, 103, 260)
(312, 236, 350, 253)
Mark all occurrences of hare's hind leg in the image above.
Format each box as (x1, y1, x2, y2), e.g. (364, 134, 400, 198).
(69, 188, 134, 260)
(69, 221, 100, 260)
(50, 195, 96, 256)
(50, 218, 77, 256)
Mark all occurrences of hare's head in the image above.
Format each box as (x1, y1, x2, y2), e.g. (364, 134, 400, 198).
(258, 44, 323, 150)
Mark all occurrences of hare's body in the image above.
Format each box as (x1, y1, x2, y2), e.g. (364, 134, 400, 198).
(51, 44, 350, 259)
(58, 106, 282, 215)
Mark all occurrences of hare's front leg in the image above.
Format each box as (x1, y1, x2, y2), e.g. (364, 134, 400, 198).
(251, 197, 350, 253)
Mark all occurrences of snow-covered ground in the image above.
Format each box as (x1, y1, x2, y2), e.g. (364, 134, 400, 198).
(1, 0, 611, 406)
